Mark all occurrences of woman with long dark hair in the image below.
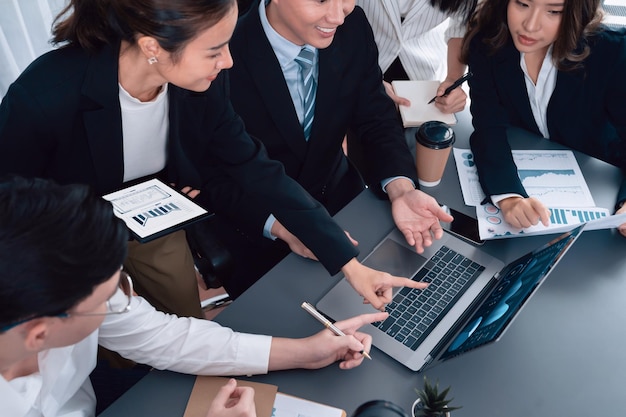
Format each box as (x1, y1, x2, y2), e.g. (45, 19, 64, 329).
(462, 0, 626, 234)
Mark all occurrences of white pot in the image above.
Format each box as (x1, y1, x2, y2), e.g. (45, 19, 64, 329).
(411, 398, 451, 417)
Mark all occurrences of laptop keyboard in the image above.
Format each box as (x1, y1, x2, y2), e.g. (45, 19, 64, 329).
(373, 246, 485, 351)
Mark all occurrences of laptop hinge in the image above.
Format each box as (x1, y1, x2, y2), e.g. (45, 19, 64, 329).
(419, 355, 435, 373)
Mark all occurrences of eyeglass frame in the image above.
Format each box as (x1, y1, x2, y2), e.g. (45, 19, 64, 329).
(0, 271, 133, 333)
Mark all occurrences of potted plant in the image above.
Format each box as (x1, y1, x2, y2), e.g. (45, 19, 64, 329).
(412, 376, 462, 417)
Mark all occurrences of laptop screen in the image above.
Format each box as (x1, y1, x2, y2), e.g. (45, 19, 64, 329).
(440, 226, 583, 360)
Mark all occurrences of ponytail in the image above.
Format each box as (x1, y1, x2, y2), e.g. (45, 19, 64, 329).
(52, 0, 116, 50)
(52, 0, 236, 54)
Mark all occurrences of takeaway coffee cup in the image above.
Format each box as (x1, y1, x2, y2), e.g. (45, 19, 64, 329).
(415, 121, 455, 187)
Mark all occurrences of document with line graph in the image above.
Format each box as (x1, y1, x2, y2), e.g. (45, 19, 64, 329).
(452, 148, 626, 239)
(102, 178, 210, 242)
(453, 148, 595, 208)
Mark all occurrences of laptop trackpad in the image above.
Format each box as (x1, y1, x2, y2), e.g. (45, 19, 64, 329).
(362, 238, 427, 278)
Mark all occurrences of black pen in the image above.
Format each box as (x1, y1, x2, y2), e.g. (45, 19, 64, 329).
(427, 72, 473, 104)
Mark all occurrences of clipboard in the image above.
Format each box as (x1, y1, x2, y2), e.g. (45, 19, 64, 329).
(181, 376, 346, 417)
(102, 178, 211, 243)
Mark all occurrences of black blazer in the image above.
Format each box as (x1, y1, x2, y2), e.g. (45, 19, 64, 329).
(0, 42, 357, 274)
(227, 3, 418, 218)
(467, 28, 626, 207)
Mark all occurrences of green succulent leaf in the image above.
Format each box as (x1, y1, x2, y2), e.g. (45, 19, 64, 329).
(413, 376, 462, 416)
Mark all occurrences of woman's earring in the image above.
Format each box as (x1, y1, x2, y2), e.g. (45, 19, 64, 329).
(148, 56, 158, 65)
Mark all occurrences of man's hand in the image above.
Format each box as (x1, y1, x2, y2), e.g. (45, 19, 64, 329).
(499, 196, 551, 228)
(268, 311, 389, 371)
(386, 180, 453, 253)
(341, 258, 428, 310)
(432, 79, 467, 114)
(206, 379, 256, 417)
(271, 220, 358, 260)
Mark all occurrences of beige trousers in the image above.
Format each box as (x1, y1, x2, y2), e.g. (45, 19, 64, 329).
(124, 230, 203, 319)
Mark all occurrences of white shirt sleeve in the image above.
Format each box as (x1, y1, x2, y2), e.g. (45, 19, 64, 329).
(98, 289, 272, 376)
(443, 11, 467, 41)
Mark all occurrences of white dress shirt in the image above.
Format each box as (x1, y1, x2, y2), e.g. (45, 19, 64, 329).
(520, 46, 557, 139)
(356, 0, 466, 80)
(1, 289, 272, 417)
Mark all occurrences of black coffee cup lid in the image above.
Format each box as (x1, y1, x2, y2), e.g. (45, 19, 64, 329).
(352, 400, 410, 417)
(416, 121, 455, 149)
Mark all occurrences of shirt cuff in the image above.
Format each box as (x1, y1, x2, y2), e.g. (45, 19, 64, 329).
(263, 214, 278, 240)
(491, 193, 524, 208)
(234, 333, 272, 375)
(381, 176, 416, 193)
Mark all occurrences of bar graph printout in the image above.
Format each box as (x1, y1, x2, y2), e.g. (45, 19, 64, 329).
(453, 148, 596, 208)
(102, 178, 209, 242)
(453, 148, 626, 238)
(476, 204, 619, 239)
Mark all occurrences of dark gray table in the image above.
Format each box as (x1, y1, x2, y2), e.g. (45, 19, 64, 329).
(101, 111, 626, 417)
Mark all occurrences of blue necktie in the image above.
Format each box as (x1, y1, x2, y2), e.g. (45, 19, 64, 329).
(294, 46, 316, 140)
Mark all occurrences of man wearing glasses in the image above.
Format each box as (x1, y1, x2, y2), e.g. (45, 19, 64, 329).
(0, 176, 387, 417)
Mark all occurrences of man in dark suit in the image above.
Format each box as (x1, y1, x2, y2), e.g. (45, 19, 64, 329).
(214, 0, 453, 298)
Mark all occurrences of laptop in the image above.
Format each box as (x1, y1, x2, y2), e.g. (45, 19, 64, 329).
(317, 223, 584, 371)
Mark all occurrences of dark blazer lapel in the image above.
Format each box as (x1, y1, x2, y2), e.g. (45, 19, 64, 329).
(241, 7, 308, 159)
(497, 41, 540, 134)
(167, 85, 206, 188)
(547, 68, 583, 130)
(80, 43, 124, 192)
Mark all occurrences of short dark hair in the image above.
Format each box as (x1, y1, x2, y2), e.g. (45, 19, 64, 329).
(52, 0, 237, 61)
(0, 176, 128, 331)
(461, 0, 604, 70)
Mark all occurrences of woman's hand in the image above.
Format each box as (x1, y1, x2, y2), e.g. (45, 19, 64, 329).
(616, 204, 626, 237)
(383, 80, 411, 108)
(432, 79, 467, 114)
(499, 196, 551, 229)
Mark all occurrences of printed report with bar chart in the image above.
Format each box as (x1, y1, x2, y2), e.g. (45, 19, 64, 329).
(453, 149, 626, 239)
(103, 178, 210, 242)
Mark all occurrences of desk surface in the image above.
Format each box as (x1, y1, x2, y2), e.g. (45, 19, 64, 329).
(101, 111, 626, 417)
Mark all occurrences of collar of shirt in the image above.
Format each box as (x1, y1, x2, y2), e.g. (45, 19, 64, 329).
(259, 0, 318, 71)
(520, 45, 557, 139)
(259, 0, 319, 123)
(397, 0, 414, 17)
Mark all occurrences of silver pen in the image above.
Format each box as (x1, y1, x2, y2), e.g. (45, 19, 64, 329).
(301, 301, 372, 360)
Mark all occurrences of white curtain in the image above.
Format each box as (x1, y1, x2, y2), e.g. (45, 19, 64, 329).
(0, 0, 67, 97)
